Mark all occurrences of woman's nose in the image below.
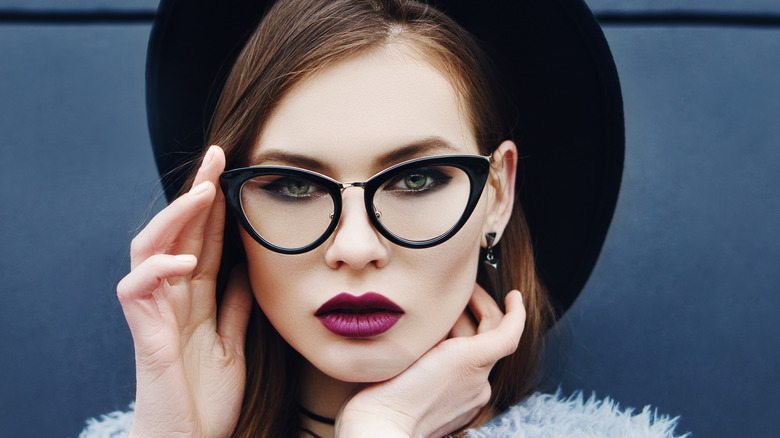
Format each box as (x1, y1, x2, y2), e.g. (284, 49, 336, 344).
(324, 187, 390, 270)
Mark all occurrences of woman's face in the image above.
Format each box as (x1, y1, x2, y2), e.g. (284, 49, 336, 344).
(241, 44, 495, 382)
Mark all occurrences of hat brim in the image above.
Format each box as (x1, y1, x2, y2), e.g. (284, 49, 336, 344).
(146, 0, 624, 317)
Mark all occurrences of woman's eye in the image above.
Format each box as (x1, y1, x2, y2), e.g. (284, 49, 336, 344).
(285, 180, 313, 195)
(388, 168, 452, 192)
(264, 177, 319, 197)
(402, 173, 432, 190)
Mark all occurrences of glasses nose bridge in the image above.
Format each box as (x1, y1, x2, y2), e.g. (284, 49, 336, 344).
(338, 181, 368, 193)
(335, 181, 379, 222)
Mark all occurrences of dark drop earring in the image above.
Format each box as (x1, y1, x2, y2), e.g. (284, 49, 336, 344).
(483, 232, 503, 298)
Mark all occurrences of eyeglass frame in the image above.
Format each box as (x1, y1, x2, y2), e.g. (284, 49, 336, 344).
(219, 154, 493, 254)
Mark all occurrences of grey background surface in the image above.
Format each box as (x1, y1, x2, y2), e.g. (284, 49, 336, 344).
(1, 1, 778, 436)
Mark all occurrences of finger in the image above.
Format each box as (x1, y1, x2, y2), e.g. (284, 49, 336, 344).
(118, 254, 198, 303)
(468, 284, 504, 335)
(117, 254, 198, 335)
(217, 264, 253, 355)
(467, 290, 526, 367)
(194, 146, 227, 279)
(130, 181, 216, 269)
(449, 309, 477, 338)
(191, 145, 223, 188)
(504, 289, 525, 317)
(174, 146, 225, 258)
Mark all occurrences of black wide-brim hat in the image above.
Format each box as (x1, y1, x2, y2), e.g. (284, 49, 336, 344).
(146, 0, 624, 317)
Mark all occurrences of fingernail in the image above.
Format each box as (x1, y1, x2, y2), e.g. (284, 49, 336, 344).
(174, 254, 197, 263)
(191, 181, 210, 195)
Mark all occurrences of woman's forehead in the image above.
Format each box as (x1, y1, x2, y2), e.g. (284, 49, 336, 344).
(251, 44, 478, 176)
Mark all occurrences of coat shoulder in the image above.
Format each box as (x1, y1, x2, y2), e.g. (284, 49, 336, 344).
(466, 391, 689, 438)
(80, 392, 690, 437)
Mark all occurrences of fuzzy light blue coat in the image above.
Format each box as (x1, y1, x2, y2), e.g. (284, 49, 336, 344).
(80, 391, 688, 437)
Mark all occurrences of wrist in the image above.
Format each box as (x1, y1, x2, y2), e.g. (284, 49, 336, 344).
(336, 410, 414, 438)
(336, 424, 410, 438)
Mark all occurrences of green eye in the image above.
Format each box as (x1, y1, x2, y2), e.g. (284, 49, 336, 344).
(286, 180, 311, 195)
(403, 173, 430, 190)
(259, 176, 320, 198)
(385, 167, 453, 193)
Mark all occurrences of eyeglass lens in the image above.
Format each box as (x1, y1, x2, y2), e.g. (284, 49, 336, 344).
(238, 164, 472, 250)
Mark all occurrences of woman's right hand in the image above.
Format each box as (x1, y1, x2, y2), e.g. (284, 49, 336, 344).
(337, 287, 526, 438)
(116, 146, 253, 438)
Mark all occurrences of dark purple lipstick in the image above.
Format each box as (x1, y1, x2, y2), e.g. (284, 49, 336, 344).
(315, 292, 404, 338)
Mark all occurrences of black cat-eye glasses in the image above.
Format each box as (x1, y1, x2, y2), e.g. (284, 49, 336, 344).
(220, 155, 492, 254)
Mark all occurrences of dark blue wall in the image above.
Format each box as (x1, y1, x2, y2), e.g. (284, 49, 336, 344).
(1, 1, 777, 436)
(548, 18, 780, 437)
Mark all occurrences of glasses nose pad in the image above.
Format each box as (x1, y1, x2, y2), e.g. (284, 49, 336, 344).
(329, 212, 334, 220)
(372, 204, 382, 219)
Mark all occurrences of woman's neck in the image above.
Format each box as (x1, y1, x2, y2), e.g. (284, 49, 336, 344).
(299, 360, 364, 438)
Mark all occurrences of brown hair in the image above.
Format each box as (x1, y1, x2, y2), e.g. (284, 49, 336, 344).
(191, 0, 554, 435)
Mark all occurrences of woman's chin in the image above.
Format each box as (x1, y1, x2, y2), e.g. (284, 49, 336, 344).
(321, 363, 405, 383)
(309, 342, 418, 383)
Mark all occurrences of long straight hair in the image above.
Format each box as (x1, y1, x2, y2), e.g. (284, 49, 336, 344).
(191, 0, 555, 435)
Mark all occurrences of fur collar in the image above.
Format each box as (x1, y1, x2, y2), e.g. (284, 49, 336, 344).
(79, 402, 133, 438)
(466, 390, 688, 437)
(80, 391, 688, 437)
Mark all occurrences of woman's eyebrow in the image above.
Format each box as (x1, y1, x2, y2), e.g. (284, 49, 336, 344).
(250, 149, 329, 173)
(375, 137, 458, 168)
(251, 137, 456, 172)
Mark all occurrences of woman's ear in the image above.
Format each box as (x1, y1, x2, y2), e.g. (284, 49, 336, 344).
(482, 140, 518, 245)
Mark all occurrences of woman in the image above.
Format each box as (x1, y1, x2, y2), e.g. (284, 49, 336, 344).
(82, 0, 685, 437)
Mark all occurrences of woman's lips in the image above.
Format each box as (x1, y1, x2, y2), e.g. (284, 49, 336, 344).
(315, 292, 404, 338)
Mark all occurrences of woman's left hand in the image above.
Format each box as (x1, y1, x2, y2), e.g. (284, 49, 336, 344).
(336, 286, 526, 437)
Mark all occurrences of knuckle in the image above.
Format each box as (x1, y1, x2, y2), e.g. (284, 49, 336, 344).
(481, 312, 502, 328)
(477, 384, 492, 408)
(129, 233, 149, 260)
(500, 336, 520, 358)
(116, 276, 133, 303)
(129, 237, 140, 258)
(461, 347, 490, 371)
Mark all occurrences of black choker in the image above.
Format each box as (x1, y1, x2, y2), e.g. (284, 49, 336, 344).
(300, 427, 324, 438)
(300, 406, 336, 426)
